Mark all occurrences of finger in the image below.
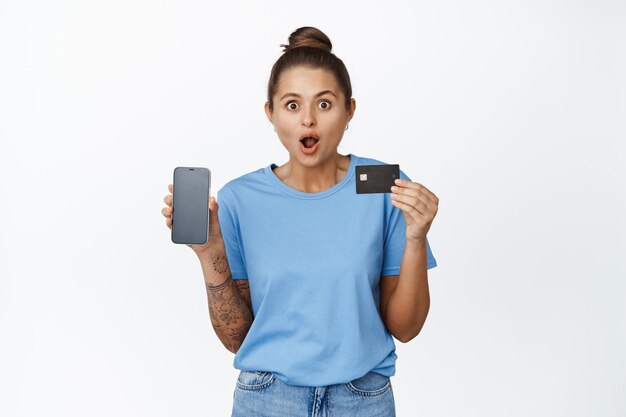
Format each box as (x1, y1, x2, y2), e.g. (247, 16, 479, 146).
(209, 197, 218, 213)
(207, 197, 222, 237)
(391, 185, 423, 200)
(391, 197, 427, 219)
(394, 179, 438, 204)
(391, 193, 428, 216)
(166, 218, 171, 229)
(161, 207, 173, 217)
(391, 188, 433, 212)
(391, 188, 431, 210)
(164, 194, 172, 206)
(168, 184, 173, 192)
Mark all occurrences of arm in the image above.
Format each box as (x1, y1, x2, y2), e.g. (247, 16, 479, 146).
(379, 238, 430, 343)
(197, 240, 253, 354)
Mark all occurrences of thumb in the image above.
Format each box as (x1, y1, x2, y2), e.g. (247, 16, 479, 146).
(209, 196, 221, 232)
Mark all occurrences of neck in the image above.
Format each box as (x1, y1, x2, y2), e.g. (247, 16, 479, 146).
(277, 152, 350, 193)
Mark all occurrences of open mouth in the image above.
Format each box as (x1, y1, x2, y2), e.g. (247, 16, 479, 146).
(300, 137, 320, 148)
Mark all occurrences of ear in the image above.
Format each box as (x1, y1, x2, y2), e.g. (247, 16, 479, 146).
(264, 101, 273, 123)
(347, 98, 356, 123)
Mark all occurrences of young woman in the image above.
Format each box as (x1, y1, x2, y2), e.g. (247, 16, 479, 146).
(162, 26, 439, 417)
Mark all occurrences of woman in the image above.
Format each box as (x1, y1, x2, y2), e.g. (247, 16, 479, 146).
(162, 26, 439, 417)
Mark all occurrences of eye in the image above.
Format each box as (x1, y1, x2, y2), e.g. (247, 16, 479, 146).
(319, 100, 331, 109)
(287, 101, 298, 110)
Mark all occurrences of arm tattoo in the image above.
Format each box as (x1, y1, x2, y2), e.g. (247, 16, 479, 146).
(205, 263, 253, 353)
(234, 280, 252, 312)
(211, 253, 229, 274)
(206, 275, 232, 291)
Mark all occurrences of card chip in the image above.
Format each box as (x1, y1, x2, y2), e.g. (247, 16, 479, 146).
(360, 174, 368, 181)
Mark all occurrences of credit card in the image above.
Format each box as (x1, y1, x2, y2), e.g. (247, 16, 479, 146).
(355, 164, 400, 194)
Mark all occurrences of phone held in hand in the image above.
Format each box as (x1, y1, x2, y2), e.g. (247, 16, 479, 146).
(355, 164, 400, 194)
(171, 167, 211, 245)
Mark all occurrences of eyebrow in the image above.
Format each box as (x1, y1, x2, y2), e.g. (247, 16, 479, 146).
(279, 90, 337, 101)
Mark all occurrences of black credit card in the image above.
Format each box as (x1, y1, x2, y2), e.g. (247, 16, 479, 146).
(355, 164, 400, 194)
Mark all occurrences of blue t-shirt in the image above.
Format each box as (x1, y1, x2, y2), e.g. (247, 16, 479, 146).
(216, 153, 437, 387)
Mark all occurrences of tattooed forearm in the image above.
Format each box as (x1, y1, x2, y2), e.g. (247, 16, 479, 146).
(234, 280, 252, 312)
(206, 277, 253, 353)
(198, 246, 253, 354)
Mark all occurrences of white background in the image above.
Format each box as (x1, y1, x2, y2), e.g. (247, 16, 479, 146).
(1, 1, 625, 416)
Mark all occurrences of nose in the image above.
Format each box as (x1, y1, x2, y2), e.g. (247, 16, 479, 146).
(301, 105, 316, 127)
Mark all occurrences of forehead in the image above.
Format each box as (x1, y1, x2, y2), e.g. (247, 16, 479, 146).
(276, 66, 340, 97)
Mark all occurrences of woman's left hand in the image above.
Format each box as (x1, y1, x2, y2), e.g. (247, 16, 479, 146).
(390, 179, 439, 242)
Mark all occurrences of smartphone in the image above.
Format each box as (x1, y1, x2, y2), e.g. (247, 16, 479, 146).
(355, 164, 400, 194)
(171, 167, 211, 244)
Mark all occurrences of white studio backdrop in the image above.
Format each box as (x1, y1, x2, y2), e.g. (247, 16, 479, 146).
(1, 1, 624, 416)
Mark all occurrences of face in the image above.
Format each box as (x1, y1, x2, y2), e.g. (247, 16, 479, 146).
(265, 66, 356, 165)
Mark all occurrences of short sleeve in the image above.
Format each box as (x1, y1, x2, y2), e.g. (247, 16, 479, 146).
(216, 188, 248, 279)
(381, 170, 438, 276)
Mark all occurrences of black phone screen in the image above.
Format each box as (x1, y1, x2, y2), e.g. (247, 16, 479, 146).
(171, 167, 211, 244)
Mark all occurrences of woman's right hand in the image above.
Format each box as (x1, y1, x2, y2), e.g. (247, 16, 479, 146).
(162, 183, 224, 255)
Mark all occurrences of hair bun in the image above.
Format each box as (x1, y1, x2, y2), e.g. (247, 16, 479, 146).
(280, 26, 332, 53)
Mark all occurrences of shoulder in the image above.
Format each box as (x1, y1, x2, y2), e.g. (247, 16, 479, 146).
(216, 166, 267, 203)
(354, 154, 385, 165)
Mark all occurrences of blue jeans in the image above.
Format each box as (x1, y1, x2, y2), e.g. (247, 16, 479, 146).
(231, 370, 396, 417)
